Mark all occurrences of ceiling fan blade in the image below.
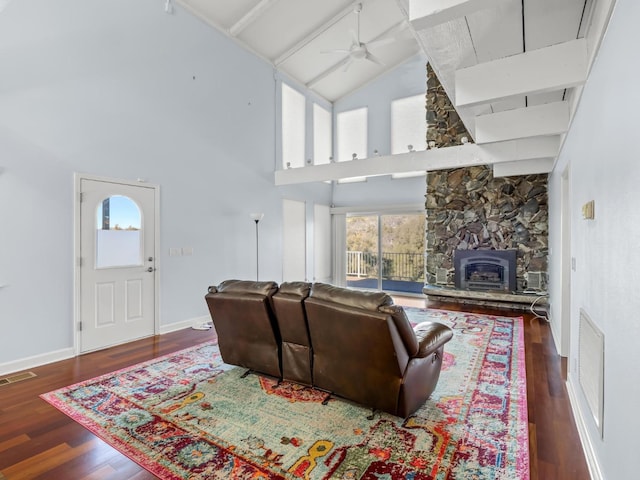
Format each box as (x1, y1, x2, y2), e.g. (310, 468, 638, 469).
(365, 52, 385, 66)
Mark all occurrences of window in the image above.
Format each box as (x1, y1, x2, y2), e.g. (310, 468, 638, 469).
(95, 196, 142, 268)
(281, 83, 306, 169)
(313, 103, 332, 165)
(345, 213, 425, 294)
(336, 107, 367, 162)
(391, 94, 426, 154)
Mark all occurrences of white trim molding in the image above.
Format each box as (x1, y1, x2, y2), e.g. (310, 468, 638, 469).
(566, 377, 604, 480)
(0, 319, 208, 376)
(160, 316, 211, 335)
(330, 203, 424, 215)
(0, 348, 75, 377)
(73, 173, 161, 355)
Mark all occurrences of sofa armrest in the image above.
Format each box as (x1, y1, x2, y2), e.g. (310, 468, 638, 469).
(414, 322, 453, 357)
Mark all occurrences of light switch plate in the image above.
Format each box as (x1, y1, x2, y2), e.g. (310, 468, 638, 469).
(582, 200, 595, 219)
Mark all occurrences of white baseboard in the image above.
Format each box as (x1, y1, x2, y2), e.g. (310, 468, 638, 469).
(0, 347, 75, 377)
(0, 316, 212, 376)
(160, 315, 211, 335)
(566, 377, 604, 480)
(549, 316, 561, 355)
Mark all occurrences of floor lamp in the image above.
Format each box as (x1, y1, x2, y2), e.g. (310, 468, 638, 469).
(249, 213, 264, 281)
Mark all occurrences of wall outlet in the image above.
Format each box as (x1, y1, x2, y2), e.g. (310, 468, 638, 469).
(169, 248, 181, 257)
(182, 247, 194, 256)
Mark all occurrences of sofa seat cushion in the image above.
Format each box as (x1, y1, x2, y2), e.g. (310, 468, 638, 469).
(273, 282, 313, 386)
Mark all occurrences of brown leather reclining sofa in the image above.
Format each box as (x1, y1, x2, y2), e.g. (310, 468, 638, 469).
(205, 279, 453, 418)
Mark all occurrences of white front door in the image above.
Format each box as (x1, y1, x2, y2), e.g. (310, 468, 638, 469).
(79, 178, 157, 352)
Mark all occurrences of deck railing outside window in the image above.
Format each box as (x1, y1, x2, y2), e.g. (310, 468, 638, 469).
(346, 251, 424, 282)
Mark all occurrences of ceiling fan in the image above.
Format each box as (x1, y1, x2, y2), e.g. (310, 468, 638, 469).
(322, 3, 393, 71)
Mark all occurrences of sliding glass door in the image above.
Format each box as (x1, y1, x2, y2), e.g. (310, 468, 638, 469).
(346, 215, 379, 289)
(346, 213, 425, 294)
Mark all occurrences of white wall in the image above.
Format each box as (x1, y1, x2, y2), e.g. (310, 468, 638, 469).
(0, 0, 330, 368)
(332, 53, 429, 207)
(549, 0, 640, 477)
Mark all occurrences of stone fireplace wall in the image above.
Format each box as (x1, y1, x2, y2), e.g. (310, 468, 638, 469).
(424, 63, 549, 293)
(426, 63, 472, 147)
(425, 167, 549, 292)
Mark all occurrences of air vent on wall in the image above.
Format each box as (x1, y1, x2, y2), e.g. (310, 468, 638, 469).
(436, 268, 448, 284)
(578, 309, 605, 437)
(526, 272, 543, 291)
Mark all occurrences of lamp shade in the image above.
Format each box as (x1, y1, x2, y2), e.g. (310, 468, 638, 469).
(249, 213, 264, 222)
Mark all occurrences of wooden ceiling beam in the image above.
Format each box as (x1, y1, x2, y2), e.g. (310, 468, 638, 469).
(274, 2, 359, 66)
(409, 0, 505, 30)
(455, 38, 588, 108)
(305, 57, 352, 89)
(304, 20, 407, 89)
(274, 136, 560, 185)
(475, 101, 570, 144)
(493, 158, 555, 177)
(229, 0, 280, 37)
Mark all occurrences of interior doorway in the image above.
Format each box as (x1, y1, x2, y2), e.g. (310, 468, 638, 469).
(559, 166, 572, 357)
(75, 176, 159, 353)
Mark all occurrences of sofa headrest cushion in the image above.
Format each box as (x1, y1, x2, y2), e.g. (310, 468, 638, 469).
(378, 304, 419, 356)
(309, 283, 393, 311)
(278, 281, 311, 298)
(216, 279, 278, 297)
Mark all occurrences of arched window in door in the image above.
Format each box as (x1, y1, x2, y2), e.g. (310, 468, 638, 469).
(95, 195, 142, 268)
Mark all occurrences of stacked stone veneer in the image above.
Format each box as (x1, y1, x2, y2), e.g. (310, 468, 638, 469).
(425, 166, 549, 292)
(426, 63, 472, 147)
(424, 63, 549, 293)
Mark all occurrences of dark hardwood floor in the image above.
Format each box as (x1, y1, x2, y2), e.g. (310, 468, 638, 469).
(0, 301, 590, 479)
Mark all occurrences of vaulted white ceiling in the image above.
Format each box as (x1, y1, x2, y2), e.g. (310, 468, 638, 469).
(177, 0, 421, 102)
(174, 0, 615, 183)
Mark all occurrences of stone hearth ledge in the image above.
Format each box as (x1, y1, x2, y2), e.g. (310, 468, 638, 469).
(423, 285, 548, 312)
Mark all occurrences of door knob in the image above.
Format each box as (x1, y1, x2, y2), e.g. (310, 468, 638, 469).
(147, 267, 155, 272)
(148, 257, 154, 262)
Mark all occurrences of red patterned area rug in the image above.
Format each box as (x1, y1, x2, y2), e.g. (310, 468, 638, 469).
(41, 309, 529, 479)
